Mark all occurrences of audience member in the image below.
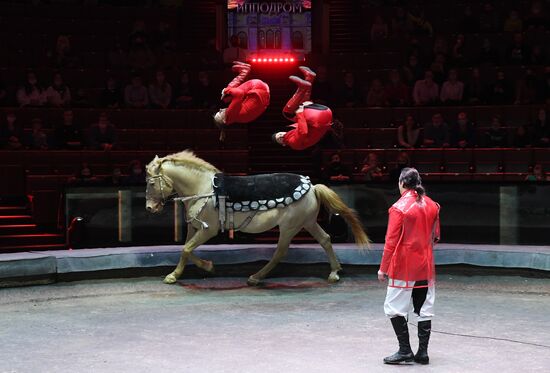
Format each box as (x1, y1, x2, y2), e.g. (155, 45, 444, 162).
(487, 71, 513, 104)
(370, 15, 389, 42)
(397, 114, 421, 148)
(503, 10, 523, 32)
(104, 167, 124, 187)
(88, 112, 117, 150)
(451, 34, 466, 66)
(529, 45, 546, 65)
(337, 72, 363, 108)
(532, 108, 549, 147)
(407, 10, 433, 36)
(477, 38, 500, 65)
(222, 35, 248, 64)
(47, 34, 78, 68)
(126, 160, 146, 185)
(513, 125, 532, 148)
(366, 78, 388, 107)
(0, 112, 25, 150)
(27, 118, 49, 150)
(413, 70, 439, 106)
(389, 151, 411, 181)
(311, 65, 333, 105)
(479, 2, 500, 32)
(200, 38, 223, 69)
(148, 69, 172, 109)
(152, 20, 176, 52)
(68, 163, 100, 186)
(17, 71, 46, 107)
(515, 69, 538, 105)
(100, 77, 123, 108)
(458, 5, 480, 33)
(525, 164, 550, 181)
(124, 74, 149, 108)
(323, 153, 351, 184)
(423, 113, 450, 147)
(320, 118, 344, 149)
(485, 116, 508, 147)
(524, 0, 547, 31)
(128, 20, 149, 49)
(385, 70, 410, 106)
(54, 110, 83, 149)
(173, 70, 194, 109)
(401, 54, 424, 86)
(506, 33, 530, 65)
(45, 72, 71, 107)
(0, 78, 7, 106)
(72, 88, 90, 108)
(440, 69, 464, 104)
(194, 71, 217, 110)
(432, 36, 448, 60)
(128, 43, 156, 70)
(361, 153, 384, 181)
(108, 41, 129, 68)
(541, 67, 550, 104)
(391, 7, 409, 36)
(450, 112, 476, 148)
(464, 68, 485, 104)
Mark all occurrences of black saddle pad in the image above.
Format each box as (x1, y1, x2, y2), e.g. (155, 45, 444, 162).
(213, 173, 312, 211)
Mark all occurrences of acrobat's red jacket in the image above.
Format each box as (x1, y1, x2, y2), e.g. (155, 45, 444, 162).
(224, 79, 270, 125)
(379, 190, 440, 288)
(283, 105, 333, 150)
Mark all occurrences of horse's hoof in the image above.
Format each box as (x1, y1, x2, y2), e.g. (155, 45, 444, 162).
(204, 260, 215, 273)
(247, 276, 261, 286)
(328, 272, 340, 283)
(163, 273, 178, 284)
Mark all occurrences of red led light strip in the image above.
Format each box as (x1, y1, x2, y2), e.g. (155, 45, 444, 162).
(252, 57, 295, 63)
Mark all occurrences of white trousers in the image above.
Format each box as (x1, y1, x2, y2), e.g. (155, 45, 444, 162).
(384, 279, 435, 322)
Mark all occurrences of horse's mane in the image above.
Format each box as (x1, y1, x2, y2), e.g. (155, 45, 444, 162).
(160, 150, 220, 173)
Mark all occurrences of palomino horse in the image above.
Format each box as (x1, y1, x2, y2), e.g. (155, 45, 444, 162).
(145, 150, 369, 285)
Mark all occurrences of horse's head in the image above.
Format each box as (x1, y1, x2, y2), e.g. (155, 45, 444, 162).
(145, 155, 175, 213)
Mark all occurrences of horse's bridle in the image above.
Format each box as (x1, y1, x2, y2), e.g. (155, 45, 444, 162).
(146, 172, 176, 206)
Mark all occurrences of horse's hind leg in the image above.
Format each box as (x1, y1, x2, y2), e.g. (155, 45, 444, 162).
(305, 222, 342, 283)
(247, 226, 301, 286)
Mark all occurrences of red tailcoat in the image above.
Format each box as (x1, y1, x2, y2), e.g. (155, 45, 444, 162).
(379, 190, 440, 288)
(224, 79, 270, 125)
(283, 106, 333, 150)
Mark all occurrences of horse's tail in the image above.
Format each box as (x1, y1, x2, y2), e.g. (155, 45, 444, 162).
(314, 184, 370, 251)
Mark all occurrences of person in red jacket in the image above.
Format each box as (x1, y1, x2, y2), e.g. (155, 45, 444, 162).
(378, 167, 440, 365)
(272, 66, 333, 150)
(214, 61, 270, 137)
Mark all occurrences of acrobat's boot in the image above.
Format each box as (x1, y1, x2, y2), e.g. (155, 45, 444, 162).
(226, 61, 251, 89)
(383, 316, 415, 365)
(283, 75, 311, 120)
(299, 66, 316, 101)
(414, 320, 431, 365)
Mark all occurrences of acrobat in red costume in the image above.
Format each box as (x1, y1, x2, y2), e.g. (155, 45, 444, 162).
(214, 61, 270, 127)
(273, 67, 333, 150)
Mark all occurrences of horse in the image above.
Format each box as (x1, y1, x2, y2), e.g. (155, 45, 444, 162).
(145, 150, 369, 286)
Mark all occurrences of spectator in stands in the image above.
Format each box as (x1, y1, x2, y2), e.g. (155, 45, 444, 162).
(385, 70, 410, 106)
(16, 71, 46, 107)
(391, 7, 409, 36)
(54, 110, 83, 150)
(413, 70, 439, 106)
(524, 0, 547, 31)
(406, 37, 428, 67)
(370, 15, 389, 42)
(72, 88, 90, 108)
(429, 54, 447, 86)
(173, 70, 194, 109)
(479, 2, 500, 32)
(423, 113, 450, 147)
(465, 68, 485, 104)
(402, 54, 424, 86)
(503, 10, 523, 32)
(223, 35, 248, 65)
(506, 33, 530, 65)
(515, 69, 538, 105)
(432, 36, 448, 60)
(487, 71, 513, 104)
(128, 42, 156, 70)
(148, 69, 172, 109)
(105, 167, 124, 187)
(100, 77, 123, 108)
(458, 5, 480, 33)
(541, 67, 550, 104)
(45, 72, 71, 107)
(129, 20, 149, 49)
(27, 118, 49, 150)
(525, 163, 550, 181)
(0, 112, 24, 150)
(366, 78, 388, 107)
(323, 153, 351, 184)
(407, 10, 433, 36)
(47, 34, 78, 68)
(126, 160, 146, 185)
(320, 118, 344, 149)
(337, 72, 362, 108)
(529, 45, 546, 65)
(68, 163, 99, 186)
(451, 112, 476, 148)
(485, 116, 508, 147)
(153, 20, 176, 52)
(513, 125, 532, 148)
(0, 78, 7, 106)
(200, 38, 223, 69)
(361, 153, 384, 181)
(397, 114, 421, 149)
(440, 69, 464, 104)
(389, 151, 411, 181)
(451, 34, 466, 66)
(311, 65, 332, 106)
(88, 112, 117, 151)
(108, 41, 129, 68)
(477, 38, 500, 65)
(533, 108, 549, 147)
(124, 74, 149, 108)
(194, 71, 217, 110)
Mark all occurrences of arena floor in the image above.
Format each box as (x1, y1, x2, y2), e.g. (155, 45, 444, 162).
(1, 274, 549, 373)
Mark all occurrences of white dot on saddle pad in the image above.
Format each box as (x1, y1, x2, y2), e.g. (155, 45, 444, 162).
(250, 201, 259, 209)
(259, 200, 267, 204)
(259, 205, 268, 211)
(276, 197, 284, 203)
(293, 192, 302, 200)
(295, 185, 302, 191)
(302, 183, 310, 190)
(277, 203, 286, 208)
(285, 197, 293, 204)
(242, 201, 250, 205)
(233, 203, 242, 211)
(242, 206, 250, 212)
(301, 178, 309, 184)
(300, 189, 307, 195)
(267, 200, 276, 208)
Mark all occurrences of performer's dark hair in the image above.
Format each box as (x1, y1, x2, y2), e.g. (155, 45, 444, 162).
(399, 167, 425, 201)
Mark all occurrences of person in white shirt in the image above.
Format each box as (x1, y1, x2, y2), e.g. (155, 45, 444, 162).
(45, 72, 72, 107)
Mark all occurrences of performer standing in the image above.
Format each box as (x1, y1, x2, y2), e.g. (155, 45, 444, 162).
(378, 168, 440, 365)
(214, 61, 270, 140)
(273, 67, 333, 150)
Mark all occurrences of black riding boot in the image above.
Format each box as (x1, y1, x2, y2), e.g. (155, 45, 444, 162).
(384, 316, 415, 364)
(414, 320, 431, 364)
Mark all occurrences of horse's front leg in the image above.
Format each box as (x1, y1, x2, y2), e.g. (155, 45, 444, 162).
(164, 228, 217, 284)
